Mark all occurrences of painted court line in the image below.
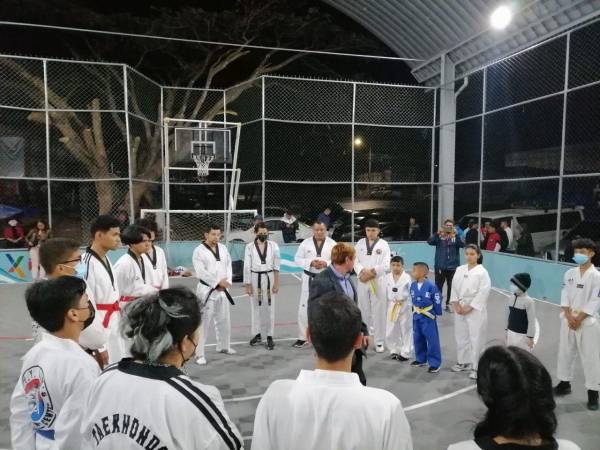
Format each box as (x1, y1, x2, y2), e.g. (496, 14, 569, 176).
(205, 336, 297, 349)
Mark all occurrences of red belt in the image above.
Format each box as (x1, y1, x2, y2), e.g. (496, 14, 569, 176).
(96, 297, 136, 328)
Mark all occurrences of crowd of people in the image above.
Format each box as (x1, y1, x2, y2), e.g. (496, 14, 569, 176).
(8, 213, 599, 449)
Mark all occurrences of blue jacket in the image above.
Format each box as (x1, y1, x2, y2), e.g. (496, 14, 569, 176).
(410, 279, 443, 317)
(427, 233, 464, 270)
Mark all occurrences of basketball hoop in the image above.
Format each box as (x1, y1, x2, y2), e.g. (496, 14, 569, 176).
(192, 153, 214, 179)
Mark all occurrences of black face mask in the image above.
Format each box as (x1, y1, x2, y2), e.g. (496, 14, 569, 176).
(179, 335, 198, 366)
(256, 234, 268, 242)
(77, 300, 95, 330)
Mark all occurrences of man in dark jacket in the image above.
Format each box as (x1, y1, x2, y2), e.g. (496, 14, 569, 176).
(465, 220, 479, 246)
(309, 242, 369, 385)
(427, 219, 464, 312)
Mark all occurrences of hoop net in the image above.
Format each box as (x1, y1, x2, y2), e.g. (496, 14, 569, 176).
(192, 153, 215, 179)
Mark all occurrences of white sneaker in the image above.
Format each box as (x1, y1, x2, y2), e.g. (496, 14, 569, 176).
(451, 363, 471, 372)
(220, 348, 237, 355)
(196, 357, 207, 365)
(469, 370, 477, 380)
(375, 344, 384, 353)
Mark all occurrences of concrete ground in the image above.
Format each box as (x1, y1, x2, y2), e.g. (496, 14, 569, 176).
(0, 274, 598, 450)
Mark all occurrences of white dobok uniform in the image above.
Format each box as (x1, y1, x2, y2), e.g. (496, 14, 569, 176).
(557, 265, 600, 391)
(77, 360, 243, 450)
(143, 245, 169, 290)
(252, 369, 413, 450)
(83, 249, 124, 364)
(243, 240, 280, 338)
(505, 292, 537, 351)
(354, 238, 391, 345)
(193, 242, 233, 359)
(10, 333, 100, 450)
(449, 264, 491, 370)
(293, 237, 336, 340)
(385, 271, 413, 358)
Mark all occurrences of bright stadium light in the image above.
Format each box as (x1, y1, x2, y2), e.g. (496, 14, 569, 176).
(490, 5, 512, 30)
(354, 137, 363, 147)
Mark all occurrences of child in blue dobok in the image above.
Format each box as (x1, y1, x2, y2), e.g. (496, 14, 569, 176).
(410, 262, 443, 373)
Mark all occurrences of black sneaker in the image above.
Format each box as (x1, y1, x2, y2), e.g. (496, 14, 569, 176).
(588, 390, 599, 411)
(292, 339, 306, 348)
(397, 355, 409, 362)
(249, 334, 262, 346)
(390, 353, 399, 360)
(410, 361, 427, 368)
(266, 336, 275, 350)
(553, 380, 572, 396)
(428, 366, 441, 373)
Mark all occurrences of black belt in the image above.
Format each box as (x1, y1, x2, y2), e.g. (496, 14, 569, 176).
(199, 280, 235, 306)
(251, 270, 273, 306)
(303, 270, 318, 278)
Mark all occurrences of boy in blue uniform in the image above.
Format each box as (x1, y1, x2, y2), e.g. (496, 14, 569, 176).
(410, 262, 443, 373)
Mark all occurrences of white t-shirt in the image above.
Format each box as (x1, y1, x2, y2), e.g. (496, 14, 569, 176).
(252, 369, 412, 450)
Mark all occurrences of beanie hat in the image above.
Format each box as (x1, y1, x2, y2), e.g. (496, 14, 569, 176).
(511, 273, 531, 292)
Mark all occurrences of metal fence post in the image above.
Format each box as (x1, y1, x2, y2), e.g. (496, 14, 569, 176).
(555, 32, 571, 262)
(123, 65, 135, 224)
(42, 59, 52, 228)
(351, 82, 357, 243)
(430, 88, 437, 235)
(261, 76, 266, 216)
(477, 68, 487, 242)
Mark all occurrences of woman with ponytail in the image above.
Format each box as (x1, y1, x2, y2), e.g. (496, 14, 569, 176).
(77, 287, 243, 450)
(448, 346, 579, 450)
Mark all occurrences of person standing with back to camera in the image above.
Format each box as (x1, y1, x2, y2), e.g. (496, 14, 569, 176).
(428, 219, 464, 312)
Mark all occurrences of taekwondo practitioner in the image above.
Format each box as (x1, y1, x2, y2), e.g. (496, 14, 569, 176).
(40, 237, 108, 366)
(137, 217, 169, 290)
(10, 277, 100, 450)
(244, 222, 281, 350)
(449, 244, 491, 379)
(193, 223, 235, 365)
(78, 287, 243, 450)
(354, 218, 391, 353)
(554, 238, 600, 411)
(83, 215, 123, 364)
(252, 292, 413, 450)
(293, 220, 336, 348)
(410, 262, 443, 373)
(385, 255, 413, 361)
(505, 272, 537, 352)
(114, 225, 157, 301)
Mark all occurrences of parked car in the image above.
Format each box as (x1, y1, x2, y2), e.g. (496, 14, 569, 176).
(332, 209, 411, 242)
(228, 217, 312, 244)
(458, 207, 584, 255)
(542, 220, 600, 263)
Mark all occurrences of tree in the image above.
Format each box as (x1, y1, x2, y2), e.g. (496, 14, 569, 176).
(0, 0, 392, 229)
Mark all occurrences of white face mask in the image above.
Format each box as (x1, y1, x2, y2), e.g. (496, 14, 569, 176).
(8, 220, 18, 227)
(509, 283, 523, 295)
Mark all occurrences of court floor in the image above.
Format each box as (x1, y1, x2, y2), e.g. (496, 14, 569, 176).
(0, 274, 598, 450)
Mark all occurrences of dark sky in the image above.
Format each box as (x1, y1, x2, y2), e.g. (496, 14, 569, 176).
(0, 0, 415, 86)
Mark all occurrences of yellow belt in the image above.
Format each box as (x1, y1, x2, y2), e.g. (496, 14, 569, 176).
(368, 279, 377, 295)
(389, 300, 406, 322)
(413, 305, 435, 319)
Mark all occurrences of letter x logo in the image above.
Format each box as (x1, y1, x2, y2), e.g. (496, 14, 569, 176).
(6, 254, 25, 278)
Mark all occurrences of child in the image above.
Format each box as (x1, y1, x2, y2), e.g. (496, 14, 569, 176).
(505, 272, 537, 352)
(385, 256, 413, 361)
(410, 262, 443, 373)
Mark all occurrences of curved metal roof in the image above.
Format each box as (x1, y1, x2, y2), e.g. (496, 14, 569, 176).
(323, 0, 600, 84)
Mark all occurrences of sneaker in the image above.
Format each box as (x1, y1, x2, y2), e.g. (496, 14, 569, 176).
(249, 334, 262, 346)
(196, 357, 207, 365)
(266, 336, 275, 350)
(390, 353, 399, 360)
(553, 380, 572, 396)
(469, 370, 477, 380)
(451, 363, 472, 372)
(410, 361, 427, 368)
(292, 340, 306, 348)
(375, 344, 385, 353)
(428, 366, 441, 373)
(588, 390, 599, 411)
(397, 355, 409, 362)
(220, 348, 237, 355)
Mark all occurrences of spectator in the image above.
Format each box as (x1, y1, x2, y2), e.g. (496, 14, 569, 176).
(448, 346, 580, 450)
(3, 218, 26, 249)
(428, 219, 464, 312)
(280, 210, 299, 243)
(480, 221, 491, 249)
(316, 207, 332, 229)
(516, 224, 535, 257)
(252, 291, 413, 450)
(26, 219, 52, 280)
(501, 220, 514, 252)
(485, 222, 502, 252)
(407, 216, 422, 241)
(498, 224, 509, 253)
(465, 220, 479, 246)
(253, 214, 264, 227)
